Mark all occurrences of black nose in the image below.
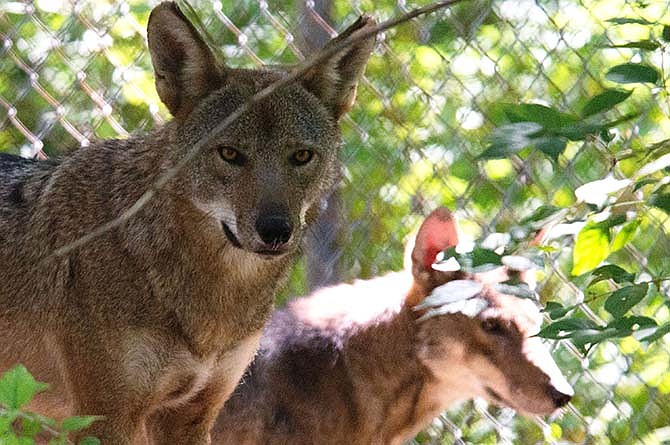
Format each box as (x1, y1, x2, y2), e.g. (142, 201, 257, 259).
(547, 386, 572, 408)
(255, 216, 293, 246)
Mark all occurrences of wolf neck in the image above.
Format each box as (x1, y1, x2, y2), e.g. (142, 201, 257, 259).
(340, 297, 439, 442)
(125, 174, 291, 355)
(84, 126, 292, 353)
(286, 273, 445, 444)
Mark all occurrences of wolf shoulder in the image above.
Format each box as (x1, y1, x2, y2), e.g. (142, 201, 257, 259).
(0, 152, 58, 216)
(0, 137, 148, 215)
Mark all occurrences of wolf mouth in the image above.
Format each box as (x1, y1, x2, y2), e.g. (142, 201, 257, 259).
(221, 222, 287, 258)
(485, 386, 515, 409)
(221, 221, 243, 249)
(254, 249, 286, 257)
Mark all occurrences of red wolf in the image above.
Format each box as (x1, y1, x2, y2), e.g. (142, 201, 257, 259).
(212, 208, 574, 444)
(0, 3, 375, 443)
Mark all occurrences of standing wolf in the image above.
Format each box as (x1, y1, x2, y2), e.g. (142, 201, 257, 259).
(0, 3, 375, 443)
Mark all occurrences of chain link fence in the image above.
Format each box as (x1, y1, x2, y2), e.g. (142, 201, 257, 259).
(2, 0, 670, 443)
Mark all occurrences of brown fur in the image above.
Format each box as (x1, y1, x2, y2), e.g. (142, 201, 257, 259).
(212, 208, 573, 445)
(0, 3, 375, 444)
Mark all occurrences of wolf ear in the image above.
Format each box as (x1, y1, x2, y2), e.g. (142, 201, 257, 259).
(147, 2, 221, 119)
(410, 207, 459, 280)
(300, 15, 376, 120)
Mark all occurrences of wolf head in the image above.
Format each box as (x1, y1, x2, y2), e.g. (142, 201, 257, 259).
(147, 3, 375, 257)
(408, 209, 574, 415)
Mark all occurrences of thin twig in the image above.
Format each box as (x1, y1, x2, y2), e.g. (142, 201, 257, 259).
(51, 0, 466, 258)
(0, 407, 76, 444)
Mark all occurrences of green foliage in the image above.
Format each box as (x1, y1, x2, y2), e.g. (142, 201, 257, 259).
(0, 366, 100, 445)
(572, 220, 612, 276)
(2, 0, 670, 443)
(477, 13, 670, 363)
(0, 366, 49, 410)
(581, 89, 632, 117)
(606, 63, 660, 84)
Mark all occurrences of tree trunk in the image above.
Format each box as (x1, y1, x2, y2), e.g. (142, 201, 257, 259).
(297, 0, 343, 291)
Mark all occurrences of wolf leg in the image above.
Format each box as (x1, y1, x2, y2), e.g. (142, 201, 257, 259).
(147, 380, 230, 445)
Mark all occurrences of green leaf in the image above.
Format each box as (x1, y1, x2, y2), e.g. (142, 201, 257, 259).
(608, 40, 661, 51)
(604, 284, 649, 318)
(2, 434, 20, 445)
(414, 280, 484, 310)
(611, 219, 640, 252)
(663, 25, 670, 42)
(479, 122, 542, 159)
(608, 316, 658, 343)
(61, 416, 102, 432)
(557, 112, 638, 141)
(606, 63, 659, 84)
(79, 437, 101, 445)
(502, 103, 579, 131)
(0, 414, 12, 434)
(634, 178, 657, 191)
(600, 128, 615, 143)
(18, 415, 43, 438)
(637, 153, 670, 177)
(589, 265, 635, 286)
(606, 17, 653, 25)
(570, 327, 620, 352)
(521, 205, 561, 224)
(0, 365, 49, 410)
(609, 315, 657, 331)
(599, 214, 627, 230)
(581, 89, 632, 117)
(534, 136, 568, 161)
(572, 222, 610, 275)
(471, 247, 502, 268)
(638, 322, 670, 343)
(555, 121, 603, 140)
(649, 193, 670, 213)
(544, 301, 574, 320)
(537, 318, 600, 339)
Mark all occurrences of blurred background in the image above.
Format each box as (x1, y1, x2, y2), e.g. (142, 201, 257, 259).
(2, 0, 670, 443)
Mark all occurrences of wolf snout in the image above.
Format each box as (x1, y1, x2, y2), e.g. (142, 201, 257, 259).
(547, 385, 572, 408)
(255, 215, 293, 247)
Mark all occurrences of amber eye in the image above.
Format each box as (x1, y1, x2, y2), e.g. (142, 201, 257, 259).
(218, 146, 245, 166)
(290, 149, 314, 166)
(481, 319, 507, 335)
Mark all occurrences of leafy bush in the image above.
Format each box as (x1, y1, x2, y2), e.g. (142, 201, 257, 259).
(0, 365, 100, 445)
(478, 19, 670, 353)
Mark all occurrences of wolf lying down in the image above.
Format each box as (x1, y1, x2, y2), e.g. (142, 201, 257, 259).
(212, 208, 574, 445)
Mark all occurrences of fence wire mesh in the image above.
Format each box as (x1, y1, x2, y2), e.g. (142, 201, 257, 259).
(1, 0, 670, 443)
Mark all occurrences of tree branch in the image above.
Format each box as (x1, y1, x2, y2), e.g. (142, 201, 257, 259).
(51, 0, 467, 258)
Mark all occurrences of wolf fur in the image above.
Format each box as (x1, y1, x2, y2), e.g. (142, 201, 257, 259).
(0, 3, 375, 444)
(212, 208, 574, 445)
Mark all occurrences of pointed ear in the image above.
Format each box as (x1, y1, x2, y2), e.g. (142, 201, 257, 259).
(411, 207, 459, 280)
(147, 2, 221, 119)
(300, 15, 376, 120)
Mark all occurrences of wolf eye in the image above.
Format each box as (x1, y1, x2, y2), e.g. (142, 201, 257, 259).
(218, 146, 245, 166)
(481, 319, 507, 335)
(290, 149, 314, 166)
